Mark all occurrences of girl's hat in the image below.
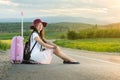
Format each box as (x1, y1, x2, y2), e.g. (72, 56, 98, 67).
(30, 19, 47, 29)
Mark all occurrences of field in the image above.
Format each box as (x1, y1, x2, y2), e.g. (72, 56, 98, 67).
(1, 22, 120, 53)
(1, 36, 120, 54)
(0, 40, 11, 51)
(54, 38, 120, 54)
(0, 33, 19, 40)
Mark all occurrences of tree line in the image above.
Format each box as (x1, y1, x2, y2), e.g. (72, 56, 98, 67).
(1, 22, 120, 40)
(67, 27, 120, 39)
(0, 22, 93, 33)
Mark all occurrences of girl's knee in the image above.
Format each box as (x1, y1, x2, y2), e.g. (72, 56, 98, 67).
(53, 46, 61, 53)
(56, 46, 60, 51)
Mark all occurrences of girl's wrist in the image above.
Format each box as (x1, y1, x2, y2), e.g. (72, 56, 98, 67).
(53, 46, 57, 49)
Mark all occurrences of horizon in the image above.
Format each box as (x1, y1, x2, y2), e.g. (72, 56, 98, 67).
(0, 19, 120, 25)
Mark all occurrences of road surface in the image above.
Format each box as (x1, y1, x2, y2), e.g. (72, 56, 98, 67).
(1, 47, 120, 80)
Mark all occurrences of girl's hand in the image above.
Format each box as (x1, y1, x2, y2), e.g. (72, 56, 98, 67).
(53, 46, 57, 49)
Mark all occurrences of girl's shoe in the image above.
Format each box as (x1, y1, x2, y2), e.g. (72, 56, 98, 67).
(63, 61, 80, 64)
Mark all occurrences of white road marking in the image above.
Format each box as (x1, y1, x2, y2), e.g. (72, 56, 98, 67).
(69, 54, 120, 66)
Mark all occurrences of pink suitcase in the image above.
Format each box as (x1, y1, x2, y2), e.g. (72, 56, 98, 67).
(10, 36, 24, 64)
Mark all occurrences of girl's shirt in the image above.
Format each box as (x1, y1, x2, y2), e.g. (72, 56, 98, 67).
(30, 32, 42, 53)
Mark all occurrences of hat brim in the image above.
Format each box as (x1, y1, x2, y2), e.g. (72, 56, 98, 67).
(42, 22, 47, 27)
(30, 25, 34, 29)
(30, 22, 47, 29)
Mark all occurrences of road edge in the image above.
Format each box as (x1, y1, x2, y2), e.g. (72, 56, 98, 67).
(0, 50, 12, 79)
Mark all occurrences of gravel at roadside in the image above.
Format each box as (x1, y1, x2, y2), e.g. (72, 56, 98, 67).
(0, 50, 11, 79)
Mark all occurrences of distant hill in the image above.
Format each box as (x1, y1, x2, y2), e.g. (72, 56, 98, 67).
(0, 16, 107, 24)
(102, 23, 120, 29)
(45, 22, 94, 32)
(1, 22, 120, 39)
(0, 22, 95, 33)
(1, 21, 120, 33)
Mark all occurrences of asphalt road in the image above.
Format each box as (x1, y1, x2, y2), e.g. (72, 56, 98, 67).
(1, 48, 120, 80)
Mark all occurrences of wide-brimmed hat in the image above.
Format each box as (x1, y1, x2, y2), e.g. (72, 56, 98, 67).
(30, 19, 47, 29)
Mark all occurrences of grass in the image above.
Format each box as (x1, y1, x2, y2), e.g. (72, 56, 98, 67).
(0, 33, 19, 40)
(1, 37, 120, 54)
(54, 38, 120, 53)
(0, 31, 62, 51)
(0, 40, 11, 51)
(1, 32, 120, 54)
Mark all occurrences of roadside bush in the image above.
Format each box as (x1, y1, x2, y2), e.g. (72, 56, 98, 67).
(67, 31, 78, 40)
(67, 28, 120, 39)
(60, 34, 67, 39)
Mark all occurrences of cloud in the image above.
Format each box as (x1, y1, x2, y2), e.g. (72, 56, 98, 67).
(0, 0, 18, 6)
(34, 7, 107, 17)
(0, 0, 120, 23)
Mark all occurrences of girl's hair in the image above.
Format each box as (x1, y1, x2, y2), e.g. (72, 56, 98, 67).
(33, 26, 46, 43)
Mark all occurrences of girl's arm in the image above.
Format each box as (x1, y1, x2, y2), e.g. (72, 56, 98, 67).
(43, 38, 57, 46)
(34, 36, 56, 49)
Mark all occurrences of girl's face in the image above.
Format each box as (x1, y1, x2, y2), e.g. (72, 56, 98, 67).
(36, 22, 43, 32)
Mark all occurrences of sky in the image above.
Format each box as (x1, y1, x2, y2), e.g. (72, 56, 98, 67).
(1, 0, 120, 23)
